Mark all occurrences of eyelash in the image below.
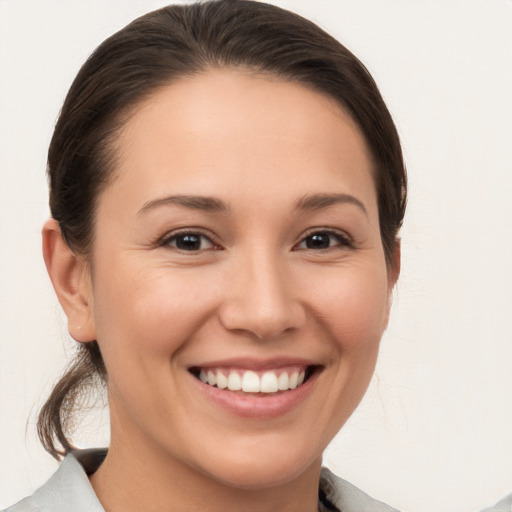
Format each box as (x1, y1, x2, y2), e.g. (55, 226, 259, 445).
(294, 229, 353, 251)
(159, 228, 353, 253)
(159, 229, 220, 252)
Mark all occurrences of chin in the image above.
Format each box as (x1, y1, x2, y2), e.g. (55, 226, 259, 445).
(191, 434, 323, 490)
(210, 460, 318, 491)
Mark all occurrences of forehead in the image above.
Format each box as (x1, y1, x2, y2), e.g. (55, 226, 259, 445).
(107, 69, 377, 215)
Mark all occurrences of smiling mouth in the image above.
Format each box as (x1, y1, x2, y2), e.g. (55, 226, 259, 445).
(190, 366, 318, 394)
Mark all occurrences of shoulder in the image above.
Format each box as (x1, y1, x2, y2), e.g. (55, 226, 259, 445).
(319, 468, 512, 512)
(2, 450, 106, 512)
(319, 467, 401, 512)
(2, 496, 39, 512)
(478, 493, 512, 512)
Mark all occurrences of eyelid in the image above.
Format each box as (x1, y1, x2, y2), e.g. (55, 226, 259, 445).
(156, 226, 353, 251)
(294, 227, 354, 250)
(158, 228, 222, 250)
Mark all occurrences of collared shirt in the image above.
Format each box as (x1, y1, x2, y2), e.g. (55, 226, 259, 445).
(3, 450, 511, 512)
(3, 449, 399, 512)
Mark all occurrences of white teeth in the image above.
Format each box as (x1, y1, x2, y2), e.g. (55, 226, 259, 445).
(277, 372, 289, 391)
(207, 370, 217, 386)
(241, 370, 260, 392)
(227, 372, 242, 391)
(260, 371, 279, 393)
(216, 371, 228, 389)
(198, 368, 309, 393)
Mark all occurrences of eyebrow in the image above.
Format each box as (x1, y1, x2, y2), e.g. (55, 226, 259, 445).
(294, 193, 368, 216)
(138, 195, 229, 216)
(137, 192, 367, 217)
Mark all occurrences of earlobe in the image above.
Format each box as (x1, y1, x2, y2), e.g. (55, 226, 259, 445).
(383, 239, 401, 329)
(42, 219, 96, 343)
(388, 239, 401, 288)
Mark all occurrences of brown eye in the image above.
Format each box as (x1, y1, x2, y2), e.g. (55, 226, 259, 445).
(305, 233, 331, 249)
(297, 231, 351, 250)
(165, 232, 215, 251)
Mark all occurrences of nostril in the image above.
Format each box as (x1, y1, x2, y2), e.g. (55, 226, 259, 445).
(217, 266, 306, 339)
(219, 301, 306, 341)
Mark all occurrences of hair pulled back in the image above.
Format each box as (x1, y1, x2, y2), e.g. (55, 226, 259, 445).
(39, 0, 407, 459)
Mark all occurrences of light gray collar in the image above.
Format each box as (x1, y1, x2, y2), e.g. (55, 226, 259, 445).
(28, 451, 104, 512)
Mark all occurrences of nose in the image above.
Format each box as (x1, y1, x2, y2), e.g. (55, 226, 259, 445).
(218, 252, 306, 340)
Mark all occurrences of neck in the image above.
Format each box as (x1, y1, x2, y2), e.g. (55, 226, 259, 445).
(90, 420, 322, 512)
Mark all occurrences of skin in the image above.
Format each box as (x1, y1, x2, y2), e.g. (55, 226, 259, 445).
(43, 69, 399, 512)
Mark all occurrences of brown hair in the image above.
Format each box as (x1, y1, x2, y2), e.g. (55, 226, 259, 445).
(38, 0, 407, 459)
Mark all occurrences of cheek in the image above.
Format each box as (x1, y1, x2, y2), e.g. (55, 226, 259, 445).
(306, 262, 390, 353)
(90, 260, 219, 364)
(88, 262, 221, 425)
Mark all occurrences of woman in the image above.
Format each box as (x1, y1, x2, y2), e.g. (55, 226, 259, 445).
(2, 1, 509, 511)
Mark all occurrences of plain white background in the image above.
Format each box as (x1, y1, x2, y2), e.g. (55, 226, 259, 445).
(0, 1, 511, 511)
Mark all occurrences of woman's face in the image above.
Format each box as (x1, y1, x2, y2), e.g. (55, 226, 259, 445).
(82, 70, 395, 488)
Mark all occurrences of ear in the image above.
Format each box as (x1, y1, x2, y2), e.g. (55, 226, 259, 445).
(387, 239, 401, 289)
(42, 219, 96, 342)
(383, 239, 401, 329)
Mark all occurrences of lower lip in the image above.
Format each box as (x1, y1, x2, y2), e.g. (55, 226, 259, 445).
(191, 371, 318, 419)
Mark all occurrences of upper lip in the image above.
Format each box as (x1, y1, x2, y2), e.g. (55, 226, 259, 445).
(188, 356, 321, 371)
